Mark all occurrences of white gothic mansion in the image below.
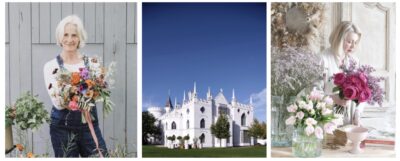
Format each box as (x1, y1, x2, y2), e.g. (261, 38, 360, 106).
(148, 83, 255, 147)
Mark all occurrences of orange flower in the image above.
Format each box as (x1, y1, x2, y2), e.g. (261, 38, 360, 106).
(85, 90, 94, 98)
(93, 91, 100, 99)
(70, 72, 81, 85)
(16, 144, 24, 151)
(85, 79, 95, 88)
(27, 152, 34, 158)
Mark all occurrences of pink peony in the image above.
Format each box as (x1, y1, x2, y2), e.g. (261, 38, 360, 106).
(68, 101, 79, 111)
(333, 73, 346, 86)
(358, 87, 372, 103)
(343, 85, 359, 100)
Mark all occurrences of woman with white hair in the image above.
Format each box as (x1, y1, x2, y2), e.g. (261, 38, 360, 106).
(43, 15, 107, 157)
(319, 21, 363, 125)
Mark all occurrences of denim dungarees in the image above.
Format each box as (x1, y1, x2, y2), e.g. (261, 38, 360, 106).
(50, 55, 107, 157)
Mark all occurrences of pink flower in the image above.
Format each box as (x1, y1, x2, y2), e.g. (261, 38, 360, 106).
(322, 108, 332, 116)
(358, 87, 372, 103)
(333, 73, 346, 86)
(324, 96, 334, 105)
(287, 104, 298, 113)
(324, 122, 336, 134)
(68, 101, 79, 111)
(296, 111, 304, 120)
(309, 89, 323, 101)
(305, 125, 315, 136)
(285, 116, 296, 125)
(305, 118, 317, 126)
(314, 126, 324, 139)
(343, 85, 359, 100)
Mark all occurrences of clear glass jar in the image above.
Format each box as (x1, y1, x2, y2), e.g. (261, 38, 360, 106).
(292, 127, 322, 157)
(271, 95, 296, 147)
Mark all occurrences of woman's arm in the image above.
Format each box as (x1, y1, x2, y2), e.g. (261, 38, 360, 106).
(43, 60, 65, 110)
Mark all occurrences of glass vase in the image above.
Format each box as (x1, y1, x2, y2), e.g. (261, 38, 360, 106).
(292, 127, 322, 158)
(271, 95, 296, 147)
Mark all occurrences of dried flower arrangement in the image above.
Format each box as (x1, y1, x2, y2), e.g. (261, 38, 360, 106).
(271, 2, 326, 52)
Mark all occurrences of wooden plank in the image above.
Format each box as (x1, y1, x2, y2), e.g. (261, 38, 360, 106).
(72, 2, 85, 22)
(39, 3, 51, 43)
(126, 44, 137, 155)
(84, 3, 96, 44)
(6, 44, 10, 105)
(9, 2, 34, 152)
(50, 3, 62, 44)
(95, 3, 104, 43)
(104, 3, 127, 149)
(31, 3, 40, 43)
(6, 3, 9, 43)
(61, 2, 73, 18)
(126, 3, 136, 44)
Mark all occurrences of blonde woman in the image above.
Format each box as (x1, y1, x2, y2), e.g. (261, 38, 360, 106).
(320, 21, 364, 125)
(43, 15, 107, 157)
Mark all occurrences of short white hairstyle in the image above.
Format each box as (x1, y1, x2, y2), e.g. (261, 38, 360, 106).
(55, 15, 87, 48)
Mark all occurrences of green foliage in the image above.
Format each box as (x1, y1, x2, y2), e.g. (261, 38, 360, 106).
(12, 92, 50, 131)
(248, 119, 267, 139)
(142, 111, 162, 145)
(5, 105, 14, 127)
(210, 114, 230, 140)
(184, 135, 190, 140)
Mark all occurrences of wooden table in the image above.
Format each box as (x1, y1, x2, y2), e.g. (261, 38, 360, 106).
(272, 144, 395, 157)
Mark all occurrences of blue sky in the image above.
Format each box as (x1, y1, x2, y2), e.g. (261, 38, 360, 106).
(143, 3, 266, 121)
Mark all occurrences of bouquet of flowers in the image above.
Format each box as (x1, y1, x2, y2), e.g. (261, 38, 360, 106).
(332, 58, 385, 107)
(53, 56, 115, 123)
(285, 89, 342, 139)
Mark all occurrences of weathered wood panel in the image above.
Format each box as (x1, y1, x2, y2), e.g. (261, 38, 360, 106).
(39, 3, 51, 43)
(84, 3, 96, 43)
(61, 3, 73, 18)
(50, 3, 62, 44)
(126, 44, 137, 154)
(95, 3, 104, 43)
(127, 3, 136, 44)
(104, 3, 127, 149)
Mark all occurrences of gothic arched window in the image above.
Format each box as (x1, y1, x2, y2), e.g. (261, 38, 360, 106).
(241, 114, 246, 126)
(200, 119, 205, 128)
(186, 120, 190, 129)
(172, 121, 176, 130)
(200, 106, 205, 113)
(200, 133, 205, 143)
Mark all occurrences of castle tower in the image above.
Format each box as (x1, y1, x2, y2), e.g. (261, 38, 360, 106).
(207, 87, 212, 100)
(165, 96, 173, 113)
(231, 88, 237, 106)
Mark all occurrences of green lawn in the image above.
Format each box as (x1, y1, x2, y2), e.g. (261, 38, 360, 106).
(143, 145, 266, 158)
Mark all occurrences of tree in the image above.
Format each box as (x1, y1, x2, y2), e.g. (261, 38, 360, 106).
(142, 111, 162, 145)
(210, 114, 230, 147)
(248, 119, 267, 144)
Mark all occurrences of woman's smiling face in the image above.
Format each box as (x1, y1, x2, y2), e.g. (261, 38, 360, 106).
(62, 23, 80, 52)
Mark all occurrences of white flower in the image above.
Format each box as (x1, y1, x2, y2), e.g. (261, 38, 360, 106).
(305, 125, 315, 136)
(314, 126, 324, 139)
(332, 115, 344, 126)
(316, 102, 326, 109)
(324, 96, 334, 105)
(309, 89, 324, 101)
(322, 108, 332, 116)
(309, 109, 315, 115)
(296, 111, 304, 120)
(304, 101, 314, 110)
(285, 116, 296, 125)
(298, 101, 306, 109)
(324, 122, 337, 134)
(305, 117, 317, 126)
(287, 104, 298, 113)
